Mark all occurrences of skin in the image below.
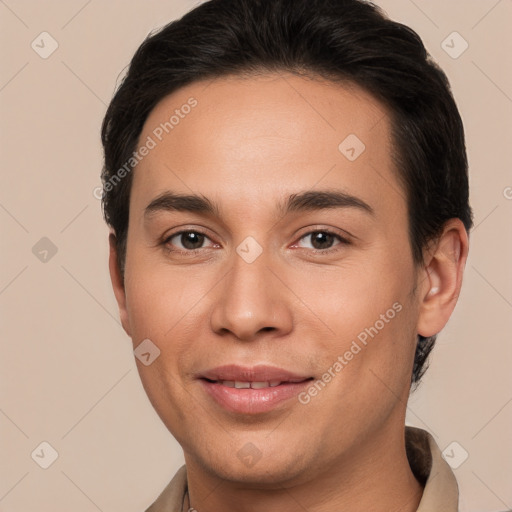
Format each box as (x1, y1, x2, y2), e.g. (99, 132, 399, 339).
(108, 72, 469, 512)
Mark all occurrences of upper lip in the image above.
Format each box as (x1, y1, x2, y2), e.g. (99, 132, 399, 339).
(198, 364, 312, 383)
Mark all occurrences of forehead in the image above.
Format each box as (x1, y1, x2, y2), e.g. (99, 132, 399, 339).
(130, 72, 402, 221)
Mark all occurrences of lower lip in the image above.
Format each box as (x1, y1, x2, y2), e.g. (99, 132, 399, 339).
(199, 379, 312, 414)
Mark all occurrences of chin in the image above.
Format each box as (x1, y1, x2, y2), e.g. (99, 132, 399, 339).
(191, 442, 312, 487)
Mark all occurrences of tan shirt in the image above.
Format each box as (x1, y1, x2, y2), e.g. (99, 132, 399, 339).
(145, 426, 458, 512)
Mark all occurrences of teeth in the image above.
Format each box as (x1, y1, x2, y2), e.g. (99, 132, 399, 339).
(251, 381, 270, 389)
(219, 380, 283, 388)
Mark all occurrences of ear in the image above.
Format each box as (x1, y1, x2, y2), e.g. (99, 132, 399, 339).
(108, 230, 132, 337)
(416, 218, 469, 337)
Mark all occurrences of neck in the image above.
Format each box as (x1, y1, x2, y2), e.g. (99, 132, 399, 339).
(184, 424, 424, 512)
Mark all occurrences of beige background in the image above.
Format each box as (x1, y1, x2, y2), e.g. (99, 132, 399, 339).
(1, 0, 511, 511)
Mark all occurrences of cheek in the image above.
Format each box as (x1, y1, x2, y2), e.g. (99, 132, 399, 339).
(296, 251, 417, 386)
(124, 253, 205, 343)
(333, 290, 418, 410)
(124, 266, 201, 428)
(288, 253, 409, 332)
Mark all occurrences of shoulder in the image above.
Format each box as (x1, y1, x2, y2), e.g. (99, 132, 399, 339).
(144, 465, 187, 512)
(406, 426, 459, 512)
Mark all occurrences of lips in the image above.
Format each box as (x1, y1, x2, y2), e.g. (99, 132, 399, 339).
(199, 364, 311, 383)
(198, 364, 314, 414)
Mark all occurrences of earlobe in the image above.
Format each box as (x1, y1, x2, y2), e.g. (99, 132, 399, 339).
(108, 230, 132, 337)
(416, 219, 469, 337)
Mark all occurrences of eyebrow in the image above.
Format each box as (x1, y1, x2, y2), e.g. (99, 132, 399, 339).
(143, 189, 374, 220)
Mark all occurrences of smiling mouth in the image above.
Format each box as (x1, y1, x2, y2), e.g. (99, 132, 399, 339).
(202, 378, 312, 389)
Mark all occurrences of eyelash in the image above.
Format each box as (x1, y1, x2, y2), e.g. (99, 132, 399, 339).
(161, 228, 351, 256)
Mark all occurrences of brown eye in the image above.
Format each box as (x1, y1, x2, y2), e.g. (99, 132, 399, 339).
(178, 232, 205, 250)
(164, 230, 214, 252)
(310, 232, 336, 250)
(297, 230, 347, 251)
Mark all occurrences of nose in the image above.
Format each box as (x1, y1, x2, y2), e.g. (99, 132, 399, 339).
(209, 247, 293, 342)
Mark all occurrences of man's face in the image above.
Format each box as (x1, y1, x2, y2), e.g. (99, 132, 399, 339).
(119, 73, 424, 484)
